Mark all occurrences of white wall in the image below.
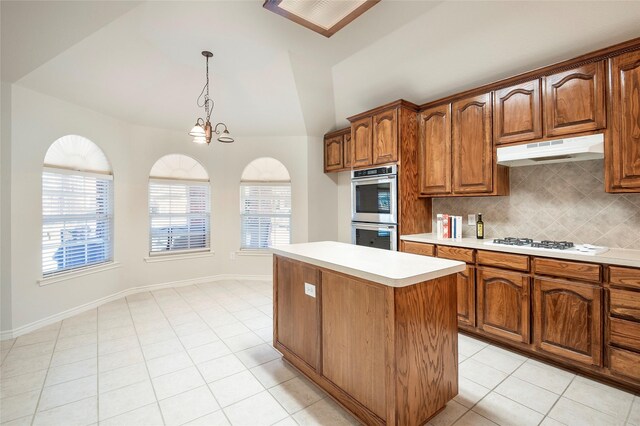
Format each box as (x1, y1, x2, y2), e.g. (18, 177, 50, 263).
(1, 81, 12, 332)
(5, 85, 318, 331)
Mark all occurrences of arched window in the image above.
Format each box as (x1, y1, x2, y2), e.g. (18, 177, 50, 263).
(149, 154, 210, 255)
(240, 157, 291, 250)
(42, 135, 114, 275)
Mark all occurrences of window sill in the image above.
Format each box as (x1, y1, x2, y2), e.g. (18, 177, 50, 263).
(144, 250, 215, 263)
(236, 250, 273, 257)
(38, 261, 121, 286)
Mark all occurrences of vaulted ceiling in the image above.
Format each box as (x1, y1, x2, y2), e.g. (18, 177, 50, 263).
(2, 1, 640, 138)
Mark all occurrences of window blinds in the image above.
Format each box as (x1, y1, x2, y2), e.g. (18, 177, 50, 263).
(42, 170, 114, 275)
(240, 183, 291, 250)
(149, 180, 210, 254)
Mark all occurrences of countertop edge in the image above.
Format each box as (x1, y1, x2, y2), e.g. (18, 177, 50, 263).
(271, 247, 466, 288)
(400, 234, 640, 268)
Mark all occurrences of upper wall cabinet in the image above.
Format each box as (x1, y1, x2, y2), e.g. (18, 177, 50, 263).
(324, 135, 343, 172)
(452, 93, 494, 194)
(323, 128, 350, 173)
(493, 80, 542, 144)
(419, 104, 451, 195)
(343, 132, 353, 169)
(544, 61, 606, 137)
(352, 117, 373, 168)
(372, 109, 398, 164)
(608, 50, 640, 192)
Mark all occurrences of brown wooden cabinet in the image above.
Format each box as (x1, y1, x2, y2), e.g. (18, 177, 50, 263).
(477, 266, 530, 343)
(418, 104, 451, 195)
(372, 109, 398, 164)
(324, 135, 343, 172)
(544, 61, 606, 137)
(493, 80, 542, 144)
(457, 265, 476, 327)
(452, 93, 494, 194)
(533, 277, 602, 366)
(608, 50, 640, 192)
(343, 132, 353, 168)
(352, 116, 373, 168)
(274, 257, 321, 371)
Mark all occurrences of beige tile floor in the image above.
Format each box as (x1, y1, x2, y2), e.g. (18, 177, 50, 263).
(0, 279, 638, 426)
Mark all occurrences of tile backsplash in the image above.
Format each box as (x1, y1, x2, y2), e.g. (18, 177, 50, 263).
(432, 160, 640, 249)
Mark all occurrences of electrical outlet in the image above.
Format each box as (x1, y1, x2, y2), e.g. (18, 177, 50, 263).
(304, 283, 316, 298)
(468, 214, 476, 226)
(229, 252, 236, 260)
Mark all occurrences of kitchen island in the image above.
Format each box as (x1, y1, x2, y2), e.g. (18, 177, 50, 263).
(271, 241, 466, 426)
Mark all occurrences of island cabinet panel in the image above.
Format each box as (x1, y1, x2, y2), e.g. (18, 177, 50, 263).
(275, 257, 321, 371)
(343, 132, 353, 169)
(418, 104, 451, 195)
(533, 278, 602, 366)
(324, 135, 344, 172)
(477, 267, 530, 343)
(352, 117, 373, 168)
(543, 61, 606, 137)
(373, 109, 398, 165)
(493, 80, 542, 144)
(452, 93, 494, 194)
(609, 50, 640, 191)
(321, 271, 387, 419)
(394, 274, 458, 426)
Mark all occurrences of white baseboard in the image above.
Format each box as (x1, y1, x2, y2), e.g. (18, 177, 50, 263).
(0, 273, 271, 341)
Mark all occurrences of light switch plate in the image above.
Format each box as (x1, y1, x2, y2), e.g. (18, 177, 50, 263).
(468, 214, 476, 226)
(304, 283, 316, 298)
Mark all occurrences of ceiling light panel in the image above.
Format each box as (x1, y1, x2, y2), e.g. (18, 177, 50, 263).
(278, 0, 366, 30)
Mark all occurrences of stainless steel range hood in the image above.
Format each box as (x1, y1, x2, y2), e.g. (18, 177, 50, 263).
(497, 134, 604, 167)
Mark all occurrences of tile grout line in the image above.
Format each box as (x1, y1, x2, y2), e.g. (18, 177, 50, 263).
(122, 295, 168, 426)
(149, 287, 233, 425)
(29, 323, 63, 426)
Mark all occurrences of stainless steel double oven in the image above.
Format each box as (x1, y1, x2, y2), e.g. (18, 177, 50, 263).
(351, 165, 398, 251)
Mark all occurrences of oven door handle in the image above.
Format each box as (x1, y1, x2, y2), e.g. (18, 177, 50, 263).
(352, 223, 397, 231)
(352, 175, 396, 184)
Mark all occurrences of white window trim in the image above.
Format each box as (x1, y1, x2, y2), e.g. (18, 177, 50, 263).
(144, 249, 215, 263)
(38, 261, 121, 286)
(236, 249, 272, 257)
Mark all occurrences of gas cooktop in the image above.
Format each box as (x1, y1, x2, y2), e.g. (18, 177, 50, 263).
(484, 237, 609, 255)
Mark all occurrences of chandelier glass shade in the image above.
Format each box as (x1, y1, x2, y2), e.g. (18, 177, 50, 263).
(190, 51, 234, 145)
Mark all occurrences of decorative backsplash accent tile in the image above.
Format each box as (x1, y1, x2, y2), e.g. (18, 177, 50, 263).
(432, 160, 640, 249)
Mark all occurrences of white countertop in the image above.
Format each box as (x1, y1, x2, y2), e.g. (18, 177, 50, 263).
(271, 241, 466, 287)
(401, 234, 640, 268)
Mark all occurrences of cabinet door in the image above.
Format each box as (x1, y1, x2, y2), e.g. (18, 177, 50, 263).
(372, 109, 398, 165)
(275, 257, 321, 371)
(324, 135, 343, 172)
(494, 80, 542, 144)
(343, 133, 353, 169)
(352, 117, 373, 168)
(419, 104, 451, 195)
(544, 61, 606, 137)
(477, 267, 530, 343)
(533, 278, 602, 366)
(609, 50, 640, 190)
(458, 265, 476, 327)
(452, 93, 493, 194)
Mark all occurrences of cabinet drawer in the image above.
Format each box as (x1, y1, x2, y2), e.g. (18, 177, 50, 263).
(610, 317, 640, 352)
(609, 266, 640, 290)
(609, 288, 640, 321)
(609, 347, 640, 382)
(401, 241, 435, 257)
(533, 258, 601, 283)
(477, 250, 529, 271)
(437, 245, 474, 263)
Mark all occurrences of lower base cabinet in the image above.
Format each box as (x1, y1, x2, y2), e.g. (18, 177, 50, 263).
(533, 278, 602, 367)
(477, 267, 530, 343)
(457, 265, 476, 327)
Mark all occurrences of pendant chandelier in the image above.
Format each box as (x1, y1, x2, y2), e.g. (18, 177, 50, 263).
(189, 51, 233, 145)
